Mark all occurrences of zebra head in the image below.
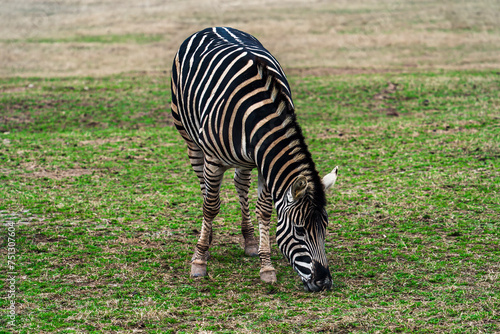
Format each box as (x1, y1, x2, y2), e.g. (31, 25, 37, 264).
(276, 167, 338, 292)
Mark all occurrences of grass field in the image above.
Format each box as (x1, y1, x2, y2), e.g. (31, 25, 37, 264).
(0, 70, 499, 333)
(1, 0, 500, 76)
(1, 0, 500, 333)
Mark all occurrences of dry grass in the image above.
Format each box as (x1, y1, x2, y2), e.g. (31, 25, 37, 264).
(1, 0, 499, 77)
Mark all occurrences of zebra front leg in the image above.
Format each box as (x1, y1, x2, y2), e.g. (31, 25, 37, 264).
(256, 171, 277, 283)
(234, 168, 259, 257)
(191, 161, 225, 277)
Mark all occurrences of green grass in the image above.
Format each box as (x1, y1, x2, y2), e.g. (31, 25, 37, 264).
(0, 71, 499, 333)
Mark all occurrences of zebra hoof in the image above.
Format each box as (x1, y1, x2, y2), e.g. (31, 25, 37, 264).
(260, 268, 277, 283)
(191, 260, 207, 277)
(244, 244, 259, 257)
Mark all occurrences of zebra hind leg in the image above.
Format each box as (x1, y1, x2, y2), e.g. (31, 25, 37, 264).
(256, 171, 277, 283)
(191, 160, 225, 278)
(188, 145, 213, 268)
(187, 142, 206, 196)
(234, 168, 259, 257)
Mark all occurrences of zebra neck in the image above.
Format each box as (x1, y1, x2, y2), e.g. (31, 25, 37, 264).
(253, 124, 324, 204)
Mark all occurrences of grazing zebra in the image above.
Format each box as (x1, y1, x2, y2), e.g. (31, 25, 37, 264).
(171, 27, 338, 292)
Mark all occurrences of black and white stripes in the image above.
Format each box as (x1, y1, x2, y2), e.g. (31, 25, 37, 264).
(171, 27, 338, 291)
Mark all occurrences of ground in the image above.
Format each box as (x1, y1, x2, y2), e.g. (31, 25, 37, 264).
(0, 1, 499, 333)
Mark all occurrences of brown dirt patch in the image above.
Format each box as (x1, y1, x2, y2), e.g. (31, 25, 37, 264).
(1, 113, 32, 126)
(0, 86, 28, 93)
(32, 233, 62, 244)
(79, 138, 125, 146)
(22, 168, 95, 180)
(285, 67, 406, 77)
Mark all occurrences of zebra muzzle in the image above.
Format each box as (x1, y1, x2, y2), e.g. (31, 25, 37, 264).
(303, 262, 332, 292)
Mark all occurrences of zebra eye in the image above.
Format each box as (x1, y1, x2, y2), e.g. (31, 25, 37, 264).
(295, 226, 306, 237)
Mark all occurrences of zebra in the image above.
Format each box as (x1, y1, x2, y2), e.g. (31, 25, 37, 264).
(171, 27, 338, 292)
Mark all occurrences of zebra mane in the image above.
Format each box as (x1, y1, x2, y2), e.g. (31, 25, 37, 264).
(254, 57, 327, 209)
(254, 57, 294, 112)
(289, 114, 327, 210)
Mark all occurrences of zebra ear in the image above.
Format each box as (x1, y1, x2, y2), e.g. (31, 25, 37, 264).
(322, 166, 338, 191)
(291, 175, 308, 201)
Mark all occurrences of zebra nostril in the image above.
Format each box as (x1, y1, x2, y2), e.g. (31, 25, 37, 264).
(304, 276, 332, 292)
(315, 277, 332, 290)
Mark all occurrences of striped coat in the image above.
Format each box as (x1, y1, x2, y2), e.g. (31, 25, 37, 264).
(171, 27, 338, 291)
